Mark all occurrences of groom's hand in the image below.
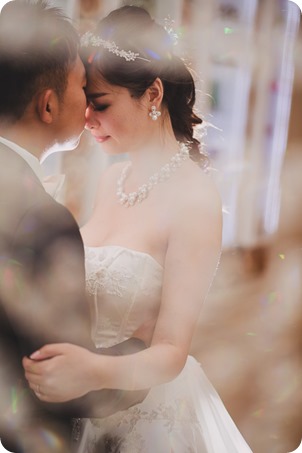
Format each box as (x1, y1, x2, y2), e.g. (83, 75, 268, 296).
(22, 337, 149, 419)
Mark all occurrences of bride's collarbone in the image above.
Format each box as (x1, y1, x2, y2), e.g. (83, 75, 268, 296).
(88, 183, 179, 244)
(86, 205, 168, 259)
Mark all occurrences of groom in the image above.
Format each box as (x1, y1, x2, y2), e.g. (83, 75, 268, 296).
(0, 1, 146, 452)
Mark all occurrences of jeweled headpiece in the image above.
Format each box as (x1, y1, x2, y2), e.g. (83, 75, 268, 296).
(80, 31, 150, 62)
(163, 17, 180, 46)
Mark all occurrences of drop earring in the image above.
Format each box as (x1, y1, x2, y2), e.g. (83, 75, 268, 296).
(149, 105, 161, 121)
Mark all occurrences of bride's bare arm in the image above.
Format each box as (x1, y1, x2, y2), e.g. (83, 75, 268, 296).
(23, 180, 222, 401)
(94, 184, 222, 390)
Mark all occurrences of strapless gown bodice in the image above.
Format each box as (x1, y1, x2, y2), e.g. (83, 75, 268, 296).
(80, 245, 253, 452)
(85, 245, 163, 348)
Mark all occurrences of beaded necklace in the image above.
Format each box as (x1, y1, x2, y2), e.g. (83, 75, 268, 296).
(116, 142, 190, 207)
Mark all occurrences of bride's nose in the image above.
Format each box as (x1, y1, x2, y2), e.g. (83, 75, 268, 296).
(85, 105, 99, 130)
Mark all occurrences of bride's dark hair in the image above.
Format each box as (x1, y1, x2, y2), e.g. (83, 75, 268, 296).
(81, 5, 206, 165)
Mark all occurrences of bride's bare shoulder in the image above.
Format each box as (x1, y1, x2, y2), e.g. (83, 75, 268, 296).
(174, 161, 222, 214)
(97, 160, 129, 192)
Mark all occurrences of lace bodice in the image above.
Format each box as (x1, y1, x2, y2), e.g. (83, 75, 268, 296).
(85, 245, 163, 348)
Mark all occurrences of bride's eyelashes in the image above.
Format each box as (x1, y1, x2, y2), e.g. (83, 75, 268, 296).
(88, 101, 109, 112)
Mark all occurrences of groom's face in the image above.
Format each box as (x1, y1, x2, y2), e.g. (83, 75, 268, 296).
(51, 56, 87, 152)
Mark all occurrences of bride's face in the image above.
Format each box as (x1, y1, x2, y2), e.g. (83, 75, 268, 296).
(84, 69, 151, 155)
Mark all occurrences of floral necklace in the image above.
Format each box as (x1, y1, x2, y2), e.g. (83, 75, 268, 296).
(116, 142, 190, 207)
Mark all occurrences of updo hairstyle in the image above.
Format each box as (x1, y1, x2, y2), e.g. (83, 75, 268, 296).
(81, 5, 206, 165)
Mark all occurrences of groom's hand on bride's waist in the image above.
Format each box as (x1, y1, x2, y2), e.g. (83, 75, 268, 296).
(33, 337, 149, 419)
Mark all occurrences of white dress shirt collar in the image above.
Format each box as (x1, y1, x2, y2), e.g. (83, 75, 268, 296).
(0, 136, 44, 183)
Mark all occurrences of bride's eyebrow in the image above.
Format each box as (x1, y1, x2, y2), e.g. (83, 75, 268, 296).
(86, 92, 109, 100)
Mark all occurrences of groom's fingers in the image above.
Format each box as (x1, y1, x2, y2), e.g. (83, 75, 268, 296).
(22, 356, 38, 371)
(22, 356, 45, 377)
(29, 343, 64, 360)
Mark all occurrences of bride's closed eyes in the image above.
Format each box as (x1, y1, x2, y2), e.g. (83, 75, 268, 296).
(88, 102, 110, 112)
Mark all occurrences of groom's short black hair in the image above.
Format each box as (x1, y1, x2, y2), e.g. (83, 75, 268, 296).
(0, 0, 79, 123)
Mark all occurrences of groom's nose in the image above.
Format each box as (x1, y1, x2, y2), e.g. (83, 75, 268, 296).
(85, 105, 99, 130)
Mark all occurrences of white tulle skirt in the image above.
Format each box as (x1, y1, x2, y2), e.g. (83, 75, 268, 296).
(77, 356, 252, 453)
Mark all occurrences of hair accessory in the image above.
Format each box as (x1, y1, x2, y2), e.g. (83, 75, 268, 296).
(80, 31, 150, 62)
(163, 17, 179, 46)
(116, 142, 190, 207)
(149, 105, 161, 121)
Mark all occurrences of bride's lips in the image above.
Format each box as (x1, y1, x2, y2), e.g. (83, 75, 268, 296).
(92, 135, 110, 143)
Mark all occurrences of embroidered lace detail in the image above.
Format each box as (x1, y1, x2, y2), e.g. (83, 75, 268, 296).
(118, 431, 145, 453)
(92, 398, 198, 433)
(123, 398, 198, 433)
(85, 249, 133, 297)
(90, 398, 199, 452)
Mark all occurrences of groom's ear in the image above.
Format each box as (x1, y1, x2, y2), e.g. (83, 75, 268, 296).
(36, 89, 58, 124)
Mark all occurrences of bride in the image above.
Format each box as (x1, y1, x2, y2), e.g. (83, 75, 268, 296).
(23, 6, 252, 452)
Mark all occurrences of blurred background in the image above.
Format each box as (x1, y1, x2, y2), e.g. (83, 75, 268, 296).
(2, 0, 301, 451)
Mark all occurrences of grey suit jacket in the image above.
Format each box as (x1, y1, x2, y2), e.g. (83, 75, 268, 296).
(0, 144, 147, 452)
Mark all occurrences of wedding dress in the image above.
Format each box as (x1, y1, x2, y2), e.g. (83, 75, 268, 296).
(77, 245, 252, 452)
